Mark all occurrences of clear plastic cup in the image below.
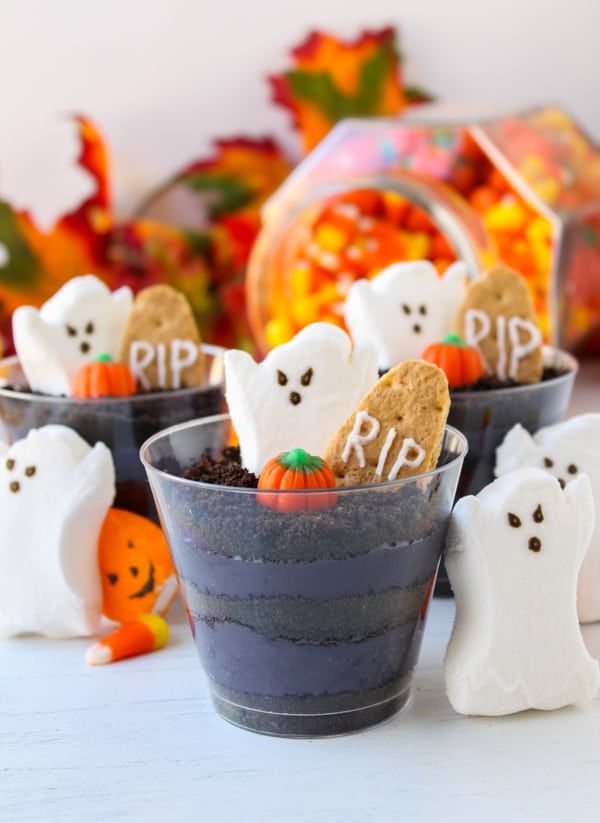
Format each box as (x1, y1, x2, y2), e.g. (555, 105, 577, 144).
(141, 414, 467, 737)
(432, 346, 577, 596)
(0, 346, 225, 519)
(448, 346, 577, 500)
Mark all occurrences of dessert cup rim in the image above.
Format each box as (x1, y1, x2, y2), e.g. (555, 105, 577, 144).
(0, 343, 225, 405)
(140, 413, 468, 496)
(450, 345, 577, 399)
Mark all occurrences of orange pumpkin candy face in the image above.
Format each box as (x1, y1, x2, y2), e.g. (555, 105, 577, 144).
(98, 508, 177, 623)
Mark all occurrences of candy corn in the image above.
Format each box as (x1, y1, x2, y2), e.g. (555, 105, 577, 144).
(85, 614, 169, 666)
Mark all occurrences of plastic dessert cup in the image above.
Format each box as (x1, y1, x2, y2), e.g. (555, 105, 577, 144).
(433, 345, 577, 596)
(449, 347, 577, 499)
(0, 345, 225, 520)
(141, 414, 467, 737)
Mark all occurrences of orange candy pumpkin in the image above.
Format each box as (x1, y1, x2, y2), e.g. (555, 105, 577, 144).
(258, 448, 336, 513)
(421, 333, 485, 388)
(73, 353, 136, 398)
(98, 508, 177, 623)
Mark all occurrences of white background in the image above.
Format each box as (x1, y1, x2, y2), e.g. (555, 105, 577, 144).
(1, 0, 599, 213)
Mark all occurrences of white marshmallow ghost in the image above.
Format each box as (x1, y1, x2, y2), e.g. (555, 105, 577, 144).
(344, 261, 467, 371)
(13, 275, 133, 396)
(225, 323, 378, 474)
(0, 426, 115, 638)
(496, 414, 600, 624)
(445, 469, 599, 716)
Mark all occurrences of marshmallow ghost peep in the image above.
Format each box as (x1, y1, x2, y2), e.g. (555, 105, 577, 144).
(344, 261, 467, 371)
(445, 469, 599, 716)
(496, 414, 600, 623)
(0, 426, 115, 638)
(13, 275, 133, 396)
(225, 323, 378, 474)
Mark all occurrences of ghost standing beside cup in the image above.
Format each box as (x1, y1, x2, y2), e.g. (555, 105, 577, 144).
(444, 468, 599, 716)
(0, 425, 115, 638)
(496, 414, 600, 624)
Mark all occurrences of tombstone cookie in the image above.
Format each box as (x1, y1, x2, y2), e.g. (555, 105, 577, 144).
(323, 360, 450, 487)
(120, 284, 204, 391)
(0, 425, 115, 638)
(13, 275, 133, 396)
(445, 469, 599, 716)
(344, 260, 467, 371)
(455, 267, 543, 383)
(225, 323, 378, 474)
(495, 414, 600, 623)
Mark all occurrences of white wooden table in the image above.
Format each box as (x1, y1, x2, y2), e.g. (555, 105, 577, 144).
(1, 365, 598, 823)
(2, 599, 600, 823)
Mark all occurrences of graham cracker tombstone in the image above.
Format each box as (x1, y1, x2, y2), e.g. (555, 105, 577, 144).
(455, 268, 543, 384)
(120, 285, 204, 391)
(324, 360, 450, 487)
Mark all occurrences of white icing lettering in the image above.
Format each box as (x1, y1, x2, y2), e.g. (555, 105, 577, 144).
(156, 343, 167, 389)
(129, 341, 154, 391)
(376, 428, 397, 476)
(496, 315, 507, 381)
(341, 410, 380, 468)
(388, 437, 426, 480)
(508, 317, 542, 380)
(171, 340, 198, 389)
(464, 309, 491, 371)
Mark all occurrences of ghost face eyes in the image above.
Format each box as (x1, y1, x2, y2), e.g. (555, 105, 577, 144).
(301, 367, 313, 386)
(65, 320, 96, 354)
(507, 504, 544, 552)
(401, 303, 427, 335)
(4, 458, 37, 493)
(542, 456, 579, 489)
(275, 367, 314, 406)
(507, 512, 522, 528)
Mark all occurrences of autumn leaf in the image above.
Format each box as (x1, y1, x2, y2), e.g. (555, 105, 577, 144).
(270, 27, 432, 153)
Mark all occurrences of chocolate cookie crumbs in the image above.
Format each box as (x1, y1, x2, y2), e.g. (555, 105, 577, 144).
(183, 446, 258, 488)
(452, 365, 567, 393)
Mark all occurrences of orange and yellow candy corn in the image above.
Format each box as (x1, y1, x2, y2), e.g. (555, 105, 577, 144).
(85, 614, 169, 666)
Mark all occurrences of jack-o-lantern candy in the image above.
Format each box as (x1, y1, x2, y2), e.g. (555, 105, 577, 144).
(98, 508, 177, 623)
(258, 448, 336, 513)
(421, 333, 485, 388)
(73, 353, 136, 399)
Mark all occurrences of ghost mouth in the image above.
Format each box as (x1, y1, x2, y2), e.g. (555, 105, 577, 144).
(289, 391, 301, 405)
(129, 563, 155, 599)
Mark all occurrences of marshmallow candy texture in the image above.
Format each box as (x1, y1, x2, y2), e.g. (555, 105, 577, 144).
(13, 275, 133, 396)
(445, 469, 599, 716)
(344, 261, 467, 371)
(496, 415, 600, 623)
(225, 323, 378, 475)
(0, 426, 115, 638)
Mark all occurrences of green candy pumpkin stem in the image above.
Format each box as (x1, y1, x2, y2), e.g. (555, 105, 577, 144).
(96, 352, 113, 363)
(442, 333, 467, 347)
(279, 448, 324, 473)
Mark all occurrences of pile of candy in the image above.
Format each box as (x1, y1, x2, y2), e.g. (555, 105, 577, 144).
(262, 132, 556, 350)
(264, 190, 458, 349)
